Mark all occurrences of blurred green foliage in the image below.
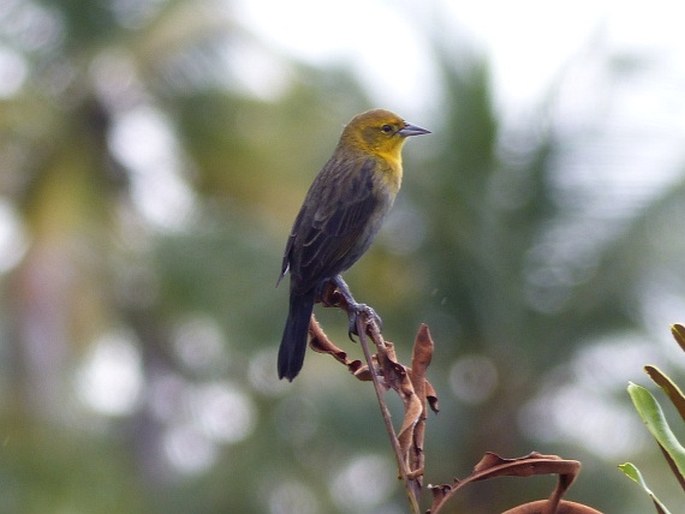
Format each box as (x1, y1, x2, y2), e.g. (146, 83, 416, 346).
(1, 1, 685, 513)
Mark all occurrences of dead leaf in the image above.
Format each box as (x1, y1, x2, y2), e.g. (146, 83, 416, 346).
(671, 324, 685, 352)
(502, 499, 604, 513)
(308, 315, 364, 376)
(428, 452, 582, 514)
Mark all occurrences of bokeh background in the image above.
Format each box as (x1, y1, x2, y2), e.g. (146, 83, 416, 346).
(1, 0, 685, 512)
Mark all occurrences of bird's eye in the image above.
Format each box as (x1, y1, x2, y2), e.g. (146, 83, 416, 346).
(381, 124, 393, 134)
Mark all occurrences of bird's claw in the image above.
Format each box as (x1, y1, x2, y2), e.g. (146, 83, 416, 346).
(327, 275, 382, 340)
(347, 303, 383, 340)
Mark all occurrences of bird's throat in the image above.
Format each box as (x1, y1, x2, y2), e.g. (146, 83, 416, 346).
(375, 151, 403, 194)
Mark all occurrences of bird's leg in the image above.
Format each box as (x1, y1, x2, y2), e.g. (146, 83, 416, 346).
(330, 275, 383, 339)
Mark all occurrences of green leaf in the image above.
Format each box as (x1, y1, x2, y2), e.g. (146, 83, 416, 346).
(644, 365, 685, 423)
(627, 383, 685, 484)
(618, 462, 672, 514)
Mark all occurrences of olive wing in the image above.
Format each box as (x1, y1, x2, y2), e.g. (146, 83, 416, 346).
(285, 157, 379, 289)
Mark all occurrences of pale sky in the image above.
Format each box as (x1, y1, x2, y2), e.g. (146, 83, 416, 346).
(232, 0, 685, 122)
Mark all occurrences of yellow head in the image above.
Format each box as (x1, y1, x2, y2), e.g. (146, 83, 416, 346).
(338, 108, 430, 165)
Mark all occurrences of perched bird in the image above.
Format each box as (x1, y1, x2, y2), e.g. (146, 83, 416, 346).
(277, 108, 430, 381)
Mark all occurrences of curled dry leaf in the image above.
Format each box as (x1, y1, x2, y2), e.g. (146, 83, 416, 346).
(405, 323, 436, 487)
(308, 315, 364, 375)
(411, 324, 434, 373)
(671, 324, 685, 352)
(409, 324, 431, 421)
(410, 324, 439, 414)
(425, 381, 440, 414)
(502, 499, 604, 514)
(428, 452, 583, 514)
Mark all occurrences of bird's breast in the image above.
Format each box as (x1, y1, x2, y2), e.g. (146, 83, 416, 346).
(372, 154, 403, 196)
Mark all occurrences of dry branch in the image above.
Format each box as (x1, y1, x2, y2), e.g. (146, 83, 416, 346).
(306, 283, 601, 514)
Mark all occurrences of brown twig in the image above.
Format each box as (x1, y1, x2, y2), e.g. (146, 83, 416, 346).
(309, 311, 424, 513)
(355, 315, 421, 514)
(309, 283, 437, 512)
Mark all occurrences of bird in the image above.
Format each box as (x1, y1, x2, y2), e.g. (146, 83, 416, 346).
(276, 108, 430, 381)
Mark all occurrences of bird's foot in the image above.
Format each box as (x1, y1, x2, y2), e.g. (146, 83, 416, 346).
(329, 275, 383, 340)
(346, 302, 383, 340)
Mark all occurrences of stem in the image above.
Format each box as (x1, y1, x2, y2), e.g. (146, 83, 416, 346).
(356, 316, 420, 514)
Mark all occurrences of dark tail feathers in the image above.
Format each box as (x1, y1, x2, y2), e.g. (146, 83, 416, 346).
(278, 291, 315, 381)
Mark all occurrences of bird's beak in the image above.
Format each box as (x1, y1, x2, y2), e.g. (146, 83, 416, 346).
(398, 123, 431, 137)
